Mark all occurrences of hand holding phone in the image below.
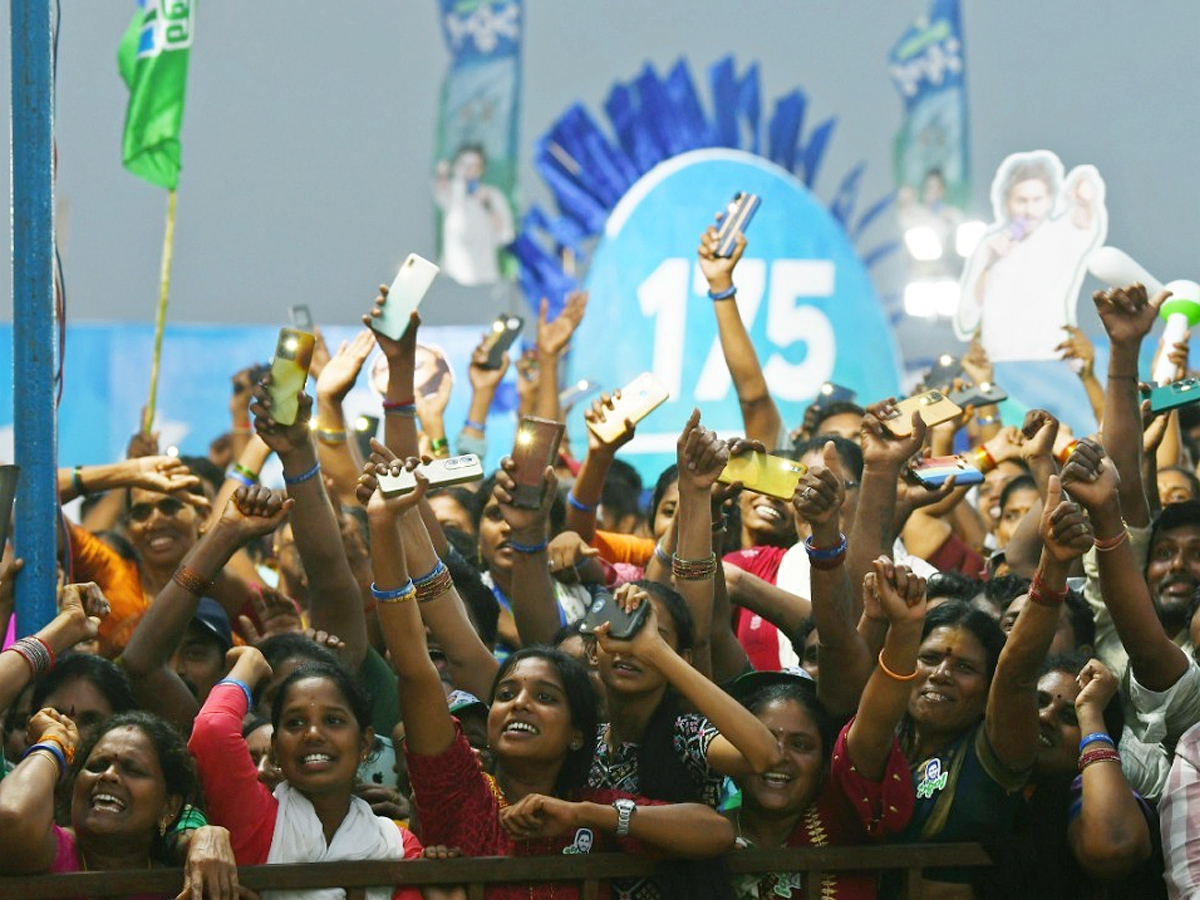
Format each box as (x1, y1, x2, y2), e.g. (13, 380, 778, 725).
(718, 451, 807, 501)
(578, 590, 649, 641)
(586, 373, 670, 445)
(367, 254, 439, 342)
(377, 454, 485, 497)
(479, 314, 524, 370)
(510, 417, 565, 509)
(1143, 377, 1200, 413)
(880, 390, 962, 437)
(714, 192, 761, 258)
(907, 455, 983, 488)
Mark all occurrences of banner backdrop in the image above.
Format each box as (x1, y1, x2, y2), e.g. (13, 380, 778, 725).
(0, 324, 521, 477)
(432, 0, 522, 286)
(571, 148, 902, 478)
(889, 0, 969, 214)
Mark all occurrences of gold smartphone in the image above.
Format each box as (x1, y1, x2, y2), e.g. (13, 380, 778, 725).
(511, 417, 566, 509)
(268, 328, 315, 426)
(881, 390, 962, 437)
(718, 451, 807, 501)
(586, 372, 670, 444)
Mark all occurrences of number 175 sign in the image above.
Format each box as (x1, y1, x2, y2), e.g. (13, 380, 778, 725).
(570, 148, 901, 478)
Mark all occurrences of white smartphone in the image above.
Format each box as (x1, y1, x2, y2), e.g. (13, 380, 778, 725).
(377, 454, 485, 497)
(371, 254, 439, 341)
(586, 373, 670, 444)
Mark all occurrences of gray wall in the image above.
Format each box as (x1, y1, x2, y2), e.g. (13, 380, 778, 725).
(1, 1, 1197, 336)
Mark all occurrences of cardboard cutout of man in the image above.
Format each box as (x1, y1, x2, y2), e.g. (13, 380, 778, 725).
(956, 150, 1106, 361)
(433, 144, 515, 286)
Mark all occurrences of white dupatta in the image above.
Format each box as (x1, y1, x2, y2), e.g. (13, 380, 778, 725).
(263, 782, 406, 900)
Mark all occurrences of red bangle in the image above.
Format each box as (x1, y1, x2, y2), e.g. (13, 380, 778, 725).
(1093, 528, 1129, 552)
(1055, 440, 1080, 465)
(1029, 572, 1067, 607)
(382, 398, 416, 410)
(972, 445, 997, 474)
(34, 636, 54, 670)
(1079, 747, 1121, 771)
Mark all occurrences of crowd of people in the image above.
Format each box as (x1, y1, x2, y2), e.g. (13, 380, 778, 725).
(0, 224, 1198, 900)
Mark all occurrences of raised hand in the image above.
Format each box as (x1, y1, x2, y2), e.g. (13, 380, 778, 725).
(357, 454, 426, 520)
(26, 707, 79, 756)
(468, 339, 510, 393)
(1093, 283, 1170, 348)
(863, 556, 927, 627)
(130, 457, 206, 505)
(308, 329, 332, 382)
(793, 441, 845, 528)
(697, 226, 745, 292)
(677, 409, 729, 492)
(57, 582, 110, 647)
(861, 404, 926, 470)
(537, 291, 588, 358)
(224, 645, 273, 690)
(315, 329, 376, 403)
(1056, 325, 1096, 376)
(584, 392, 635, 454)
(493, 456, 556, 542)
(1074, 658, 1119, 715)
(362, 283, 420, 359)
(237, 586, 304, 644)
(1059, 437, 1119, 511)
(547, 531, 601, 580)
(249, 378, 315, 460)
(961, 336, 994, 387)
(1039, 474, 1096, 563)
(217, 486, 294, 544)
(982, 425, 1025, 465)
(594, 583, 662, 661)
(1020, 409, 1060, 463)
(128, 414, 161, 459)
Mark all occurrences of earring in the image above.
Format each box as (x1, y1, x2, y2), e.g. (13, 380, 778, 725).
(569, 739, 583, 751)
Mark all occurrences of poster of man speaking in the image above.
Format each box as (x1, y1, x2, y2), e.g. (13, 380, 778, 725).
(956, 150, 1106, 361)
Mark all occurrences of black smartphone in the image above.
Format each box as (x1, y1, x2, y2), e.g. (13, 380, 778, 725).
(578, 591, 649, 641)
(924, 354, 964, 391)
(481, 315, 524, 369)
(948, 382, 1008, 409)
(289, 305, 314, 331)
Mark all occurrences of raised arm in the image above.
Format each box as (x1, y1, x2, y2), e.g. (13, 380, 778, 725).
(360, 461, 457, 757)
(697, 228, 781, 446)
(595, 584, 782, 778)
(846, 559, 927, 780)
(250, 384, 369, 669)
(494, 456, 563, 647)
(987, 475, 1093, 770)
(1094, 283, 1170, 528)
(534, 291, 588, 425)
(1061, 439, 1190, 691)
(798, 442, 874, 716)
(313, 329, 376, 505)
(1068, 658, 1152, 881)
(565, 393, 637, 542)
(362, 283, 421, 459)
(58, 456, 205, 508)
(121, 486, 292, 731)
(0, 709, 77, 874)
(457, 336, 509, 458)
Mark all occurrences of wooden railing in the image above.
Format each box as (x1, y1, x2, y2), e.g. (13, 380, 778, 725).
(0, 843, 992, 899)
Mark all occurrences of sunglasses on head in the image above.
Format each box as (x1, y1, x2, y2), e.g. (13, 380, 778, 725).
(128, 497, 188, 522)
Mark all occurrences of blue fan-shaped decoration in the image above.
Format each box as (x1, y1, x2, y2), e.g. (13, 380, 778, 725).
(511, 56, 899, 318)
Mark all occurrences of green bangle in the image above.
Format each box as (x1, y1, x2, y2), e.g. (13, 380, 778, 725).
(72, 466, 85, 496)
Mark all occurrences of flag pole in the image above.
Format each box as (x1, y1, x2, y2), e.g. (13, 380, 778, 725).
(142, 187, 177, 434)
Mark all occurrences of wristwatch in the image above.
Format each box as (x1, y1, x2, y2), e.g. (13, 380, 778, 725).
(613, 798, 637, 837)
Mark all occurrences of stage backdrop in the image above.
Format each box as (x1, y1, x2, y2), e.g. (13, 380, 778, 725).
(0, 323, 523, 481)
(569, 148, 902, 477)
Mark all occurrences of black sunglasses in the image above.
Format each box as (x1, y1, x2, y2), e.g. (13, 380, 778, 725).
(128, 497, 187, 522)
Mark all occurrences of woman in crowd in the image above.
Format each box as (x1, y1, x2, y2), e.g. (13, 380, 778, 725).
(188, 645, 425, 900)
(0, 706, 240, 900)
(362, 454, 734, 900)
(727, 556, 923, 900)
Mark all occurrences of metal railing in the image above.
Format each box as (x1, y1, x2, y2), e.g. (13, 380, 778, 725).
(0, 842, 992, 899)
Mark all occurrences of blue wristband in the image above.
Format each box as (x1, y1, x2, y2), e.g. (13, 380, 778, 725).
(216, 677, 253, 710)
(567, 492, 597, 513)
(283, 461, 321, 486)
(228, 471, 255, 488)
(1079, 732, 1115, 754)
(804, 534, 848, 560)
(708, 285, 737, 301)
(464, 419, 486, 432)
(24, 741, 67, 777)
(371, 580, 416, 603)
(412, 560, 448, 586)
(509, 538, 548, 554)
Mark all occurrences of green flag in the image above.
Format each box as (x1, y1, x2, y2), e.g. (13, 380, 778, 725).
(117, 0, 193, 190)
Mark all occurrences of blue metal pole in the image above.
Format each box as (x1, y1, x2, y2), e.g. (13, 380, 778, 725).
(11, 0, 57, 633)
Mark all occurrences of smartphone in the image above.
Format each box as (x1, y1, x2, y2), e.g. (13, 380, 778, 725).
(908, 455, 984, 488)
(371, 254, 439, 341)
(377, 454, 485, 497)
(714, 192, 760, 257)
(511, 417, 565, 509)
(267, 328, 315, 426)
(480, 315, 524, 369)
(1144, 377, 1200, 413)
(354, 414, 380, 460)
(0, 465, 18, 551)
(288, 304, 313, 331)
(586, 373, 670, 444)
(559, 379, 601, 412)
(923, 354, 964, 391)
(948, 382, 1008, 409)
(813, 382, 857, 405)
(882, 390, 963, 437)
(718, 451, 808, 501)
(578, 590, 649, 641)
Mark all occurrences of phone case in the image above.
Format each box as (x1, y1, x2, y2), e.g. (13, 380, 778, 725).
(718, 452, 808, 501)
(377, 454, 485, 497)
(586, 373, 670, 444)
(289, 304, 313, 331)
(511, 417, 565, 509)
(578, 591, 650, 641)
(560, 379, 600, 411)
(948, 382, 1008, 409)
(268, 329, 315, 426)
(909, 455, 984, 488)
(715, 192, 760, 257)
(1145, 378, 1200, 413)
(882, 390, 962, 437)
(481, 315, 524, 369)
(372, 254, 439, 341)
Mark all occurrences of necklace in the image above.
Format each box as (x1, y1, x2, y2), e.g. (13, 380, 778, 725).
(734, 807, 836, 900)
